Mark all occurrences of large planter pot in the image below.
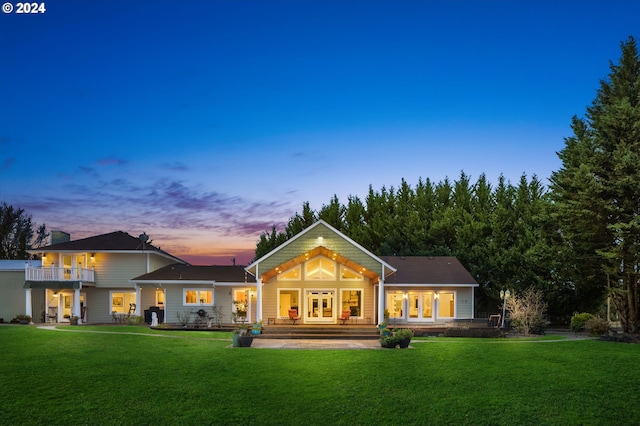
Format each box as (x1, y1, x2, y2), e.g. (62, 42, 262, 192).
(239, 336, 254, 347)
(398, 338, 411, 349)
(19, 319, 30, 325)
(232, 334, 241, 347)
(69, 318, 79, 326)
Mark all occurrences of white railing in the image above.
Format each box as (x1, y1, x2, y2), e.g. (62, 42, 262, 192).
(25, 266, 95, 282)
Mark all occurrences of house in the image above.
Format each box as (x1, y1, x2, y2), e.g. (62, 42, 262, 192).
(22, 231, 186, 324)
(1, 221, 479, 326)
(245, 220, 479, 325)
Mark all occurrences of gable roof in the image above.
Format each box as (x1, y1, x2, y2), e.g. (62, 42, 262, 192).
(131, 263, 255, 284)
(246, 220, 396, 281)
(28, 231, 186, 264)
(380, 256, 478, 286)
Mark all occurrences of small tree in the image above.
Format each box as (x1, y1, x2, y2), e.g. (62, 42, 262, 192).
(505, 287, 548, 335)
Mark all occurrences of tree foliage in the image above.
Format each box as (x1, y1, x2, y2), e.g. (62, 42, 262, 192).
(0, 202, 48, 260)
(550, 36, 640, 332)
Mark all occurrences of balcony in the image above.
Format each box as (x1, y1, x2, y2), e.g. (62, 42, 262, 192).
(25, 266, 95, 283)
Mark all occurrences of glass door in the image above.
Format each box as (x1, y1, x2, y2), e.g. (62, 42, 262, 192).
(306, 291, 334, 322)
(408, 291, 434, 322)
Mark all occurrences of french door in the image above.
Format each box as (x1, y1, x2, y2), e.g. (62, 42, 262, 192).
(407, 291, 435, 322)
(306, 290, 335, 322)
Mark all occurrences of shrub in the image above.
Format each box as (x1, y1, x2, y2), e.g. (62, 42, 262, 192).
(570, 312, 594, 332)
(127, 315, 143, 325)
(444, 327, 505, 338)
(505, 287, 548, 335)
(585, 317, 611, 336)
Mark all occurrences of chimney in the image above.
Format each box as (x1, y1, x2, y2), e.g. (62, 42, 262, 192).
(51, 230, 71, 245)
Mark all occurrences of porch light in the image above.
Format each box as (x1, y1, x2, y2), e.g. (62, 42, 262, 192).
(317, 236, 324, 243)
(434, 292, 439, 300)
(42, 253, 47, 260)
(402, 293, 408, 300)
(90, 253, 95, 261)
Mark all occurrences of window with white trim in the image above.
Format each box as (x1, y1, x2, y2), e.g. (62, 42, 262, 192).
(305, 256, 335, 280)
(183, 289, 213, 306)
(110, 291, 136, 314)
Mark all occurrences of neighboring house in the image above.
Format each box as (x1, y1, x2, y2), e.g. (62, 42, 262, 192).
(0, 221, 479, 326)
(246, 220, 479, 325)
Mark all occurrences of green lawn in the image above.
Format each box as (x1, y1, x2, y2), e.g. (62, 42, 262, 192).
(1, 326, 638, 425)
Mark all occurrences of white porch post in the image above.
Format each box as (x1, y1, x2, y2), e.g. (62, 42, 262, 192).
(135, 285, 141, 316)
(25, 288, 33, 323)
(471, 287, 475, 319)
(377, 265, 385, 325)
(74, 287, 81, 324)
(256, 265, 262, 322)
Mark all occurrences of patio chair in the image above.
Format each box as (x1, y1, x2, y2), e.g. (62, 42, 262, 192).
(338, 310, 350, 325)
(46, 306, 58, 323)
(288, 309, 300, 325)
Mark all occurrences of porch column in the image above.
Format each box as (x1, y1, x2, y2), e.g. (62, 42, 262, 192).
(135, 285, 141, 316)
(256, 273, 262, 322)
(25, 288, 33, 323)
(377, 266, 385, 325)
(74, 287, 82, 324)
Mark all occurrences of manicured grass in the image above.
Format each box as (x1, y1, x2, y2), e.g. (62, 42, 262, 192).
(1, 326, 639, 425)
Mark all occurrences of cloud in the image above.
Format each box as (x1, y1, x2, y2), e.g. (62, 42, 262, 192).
(97, 157, 127, 166)
(161, 162, 189, 172)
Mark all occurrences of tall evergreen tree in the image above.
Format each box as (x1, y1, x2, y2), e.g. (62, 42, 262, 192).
(550, 36, 640, 332)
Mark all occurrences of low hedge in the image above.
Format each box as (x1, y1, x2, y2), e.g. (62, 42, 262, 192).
(444, 327, 505, 338)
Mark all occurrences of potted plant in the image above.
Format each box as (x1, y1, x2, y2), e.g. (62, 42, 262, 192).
(380, 334, 399, 348)
(69, 315, 79, 325)
(395, 328, 414, 348)
(233, 324, 253, 347)
(251, 321, 263, 335)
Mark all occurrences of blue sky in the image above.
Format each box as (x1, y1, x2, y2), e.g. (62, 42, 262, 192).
(1, 0, 638, 265)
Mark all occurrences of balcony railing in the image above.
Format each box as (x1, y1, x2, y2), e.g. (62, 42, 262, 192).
(25, 266, 95, 282)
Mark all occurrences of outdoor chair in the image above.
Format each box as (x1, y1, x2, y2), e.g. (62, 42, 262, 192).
(338, 310, 350, 325)
(46, 306, 58, 323)
(288, 309, 300, 325)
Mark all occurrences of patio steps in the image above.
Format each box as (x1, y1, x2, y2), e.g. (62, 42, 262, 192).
(258, 325, 380, 340)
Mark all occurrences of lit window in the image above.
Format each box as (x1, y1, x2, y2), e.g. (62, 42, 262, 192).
(438, 292, 455, 318)
(341, 289, 363, 317)
(305, 256, 335, 280)
(111, 292, 136, 314)
(183, 289, 213, 306)
(278, 265, 301, 280)
(339, 265, 363, 281)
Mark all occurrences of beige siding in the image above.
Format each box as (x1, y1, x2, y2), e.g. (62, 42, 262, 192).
(0, 271, 24, 321)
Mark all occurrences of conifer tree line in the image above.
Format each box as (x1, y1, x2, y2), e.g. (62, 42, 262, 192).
(256, 36, 640, 330)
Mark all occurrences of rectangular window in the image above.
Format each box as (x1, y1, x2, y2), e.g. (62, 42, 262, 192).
(341, 289, 363, 317)
(183, 289, 213, 306)
(386, 291, 404, 318)
(111, 292, 136, 314)
(438, 292, 455, 318)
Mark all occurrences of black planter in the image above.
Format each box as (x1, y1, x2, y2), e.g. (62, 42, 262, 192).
(398, 338, 411, 349)
(239, 336, 254, 347)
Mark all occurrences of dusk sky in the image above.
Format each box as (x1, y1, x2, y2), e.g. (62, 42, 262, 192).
(1, 1, 638, 265)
